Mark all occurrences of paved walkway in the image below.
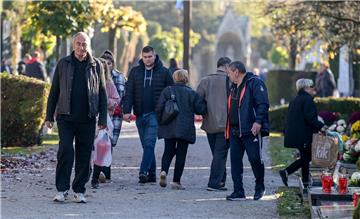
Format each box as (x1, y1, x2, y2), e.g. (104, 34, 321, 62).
(2, 123, 283, 219)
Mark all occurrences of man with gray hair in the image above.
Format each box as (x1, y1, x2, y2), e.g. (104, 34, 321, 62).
(45, 32, 107, 203)
(197, 57, 232, 191)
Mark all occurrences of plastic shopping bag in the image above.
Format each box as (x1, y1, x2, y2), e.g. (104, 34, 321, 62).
(93, 129, 112, 167)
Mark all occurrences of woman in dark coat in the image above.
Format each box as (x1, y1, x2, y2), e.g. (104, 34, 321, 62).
(279, 78, 324, 187)
(156, 69, 207, 190)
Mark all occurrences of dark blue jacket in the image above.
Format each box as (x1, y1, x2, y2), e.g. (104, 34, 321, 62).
(226, 72, 270, 138)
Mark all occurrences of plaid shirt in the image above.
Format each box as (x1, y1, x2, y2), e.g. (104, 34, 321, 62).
(111, 69, 126, 103)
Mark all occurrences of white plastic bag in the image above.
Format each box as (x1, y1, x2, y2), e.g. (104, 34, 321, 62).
(93, 129, 112, 167)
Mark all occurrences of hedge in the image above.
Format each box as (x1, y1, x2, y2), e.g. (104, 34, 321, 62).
(1, 73, 50, 147)
(266, 70, 316, 106)
(269, 97, 360, 132)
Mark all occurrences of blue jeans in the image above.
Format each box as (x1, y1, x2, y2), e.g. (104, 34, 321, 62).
(229, 128, 265, 193)
(136, 112, 158, 176)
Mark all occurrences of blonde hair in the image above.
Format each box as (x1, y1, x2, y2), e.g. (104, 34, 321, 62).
(173, 69, 189, 84)
(296, 78, 314, 91)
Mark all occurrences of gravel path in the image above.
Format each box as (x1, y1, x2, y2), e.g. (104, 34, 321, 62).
(1, 123, 282, 219)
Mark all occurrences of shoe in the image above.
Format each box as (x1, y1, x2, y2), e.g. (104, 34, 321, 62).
(226, 191, 246, 201)
(147, 174, 156, 183)
(99, 172, 106, 183)
(171, 182, 185, 190)
(207, 186, 227, 191)
(91, 181, 99, 189)
(254, 188, 266, 200)
(74, 193, 86, 203)
(159, 171, 167, 187)
(279, 170, 288, 187)
(139, 173, 148, 183)
(53, 190, 68, 202)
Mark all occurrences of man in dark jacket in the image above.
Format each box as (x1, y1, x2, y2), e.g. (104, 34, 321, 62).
(45, 32, 107, 203)
(197, 57, 232, 191)
(25, 51, 47, 81)
(280, 79, 324, 188)
(315, 62, 337, 97)
(123, 46, 173, 183)
(225, 61, 269, 201)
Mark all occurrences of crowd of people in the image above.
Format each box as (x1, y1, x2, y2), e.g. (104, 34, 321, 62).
(42, 32, 270, 203)
(41, 31, 335, 205)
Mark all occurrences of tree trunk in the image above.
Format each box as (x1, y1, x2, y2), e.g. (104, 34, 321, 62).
(55, 36, 61, 61)
(289, 36, 297, 70)
(109, 28, 117, 62)
(10, 21, 21, 75)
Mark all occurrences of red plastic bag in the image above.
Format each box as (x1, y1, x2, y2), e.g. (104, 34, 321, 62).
(93, 130, 112, 167)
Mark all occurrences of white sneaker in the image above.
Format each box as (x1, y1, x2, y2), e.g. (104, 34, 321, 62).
(74, 193, 86, 203)
(53, 191, 68, 202)
(159, 171, 167, 187)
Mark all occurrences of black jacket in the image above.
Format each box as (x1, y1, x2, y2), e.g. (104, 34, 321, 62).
(123, 55, 173, 116)
(226, 72, 270, 138)
(25, 60, 47, 81)
(156, 84, 207, 144)
(45, 52, 108, 126)
(284, 90, 324, 148)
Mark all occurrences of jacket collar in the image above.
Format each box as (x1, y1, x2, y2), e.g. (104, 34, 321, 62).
(298, 89, 313, 98)
(215, 69, 227, 75)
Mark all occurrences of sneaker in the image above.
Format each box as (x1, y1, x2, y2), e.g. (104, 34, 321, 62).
(147, 174, 156, 183)
(159, 171, 167, 187)
(279, 169, 288, 187)
(254, 188, 266, 200)
(207, 186, 227, 191)
(53, 191, 68, 202)
(139, 173, 148, 183)
(91, 181, 99, 189)
(171, 182, 185, 190)
(99, 172, 106, 183)
(226, 191, 246, 201)
(74, 193, 86, 203)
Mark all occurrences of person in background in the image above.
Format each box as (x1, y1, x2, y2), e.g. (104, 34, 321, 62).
(25, 51, 47, 81)
(156, 69, 207, 190)
(225, 61, 269, 201)
(315, 62, 337, 97)
(168, 58, 179, 75)
(197, 57, 232, 191)
(279, 79, 324, 188)
(91, 58, 120, 189)
(100, 50, 126, 148)
(122, 46, 173, 183)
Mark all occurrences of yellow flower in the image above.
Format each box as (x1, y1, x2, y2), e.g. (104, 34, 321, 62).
(352, 121, 360, 133)
(342, 135, 349, 142)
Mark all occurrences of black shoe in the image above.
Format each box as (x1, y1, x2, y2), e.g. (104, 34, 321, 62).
(139, 174, 148, 183)
(91, 181, 99, 189)
(254, 188, 266, 200)
(207, 186, 227, 191)
(147, 175, 156, 183)
(226, 191, 246, 201)
(279, 170, 288, 187)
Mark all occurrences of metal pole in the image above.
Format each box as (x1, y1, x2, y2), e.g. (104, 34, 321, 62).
(183, 0, 191, 72)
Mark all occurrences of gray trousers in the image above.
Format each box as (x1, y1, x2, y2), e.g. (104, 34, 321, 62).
(207, 132, 229, 188)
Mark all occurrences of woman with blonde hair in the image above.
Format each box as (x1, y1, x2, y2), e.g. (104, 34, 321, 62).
(156, 69, 207, 190)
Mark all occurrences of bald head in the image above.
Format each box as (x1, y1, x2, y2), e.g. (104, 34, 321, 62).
(72, 32, 91, 61)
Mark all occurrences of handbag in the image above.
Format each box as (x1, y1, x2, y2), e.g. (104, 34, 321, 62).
(311, 133, 339, 168)
(161, 86, 179, 125)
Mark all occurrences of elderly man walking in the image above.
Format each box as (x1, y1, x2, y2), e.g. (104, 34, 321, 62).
(45, 32, 107, 203)
(197, 57, 232, 191)
(225, 61, 270, 201)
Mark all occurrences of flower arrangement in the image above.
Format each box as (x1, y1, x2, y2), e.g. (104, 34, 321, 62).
(350, 172, 360, 187)
(327, 119, 347, 134)
(318, 110, 340, 126)
(341, 120, 360, 163)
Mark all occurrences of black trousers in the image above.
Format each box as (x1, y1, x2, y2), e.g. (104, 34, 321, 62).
(207, 132, 229, 188)
(56, 118, 96, 193)
(285, 145, 311, 183)
(161, 138, 189, 183)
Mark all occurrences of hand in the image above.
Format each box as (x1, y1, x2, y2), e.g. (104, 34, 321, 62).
(45, 121, 53, 129)
(251, 122, 262, 136)
(123, 113, 132, 123)
(98, 124, 107, 130)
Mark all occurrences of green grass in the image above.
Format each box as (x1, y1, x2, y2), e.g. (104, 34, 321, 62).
(1, 132, 58, 156)
(269, 135, 297, 171)
(276, 187, 311, 219)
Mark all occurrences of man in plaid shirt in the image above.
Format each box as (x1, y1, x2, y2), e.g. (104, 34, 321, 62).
(101, 50, 126, 147)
